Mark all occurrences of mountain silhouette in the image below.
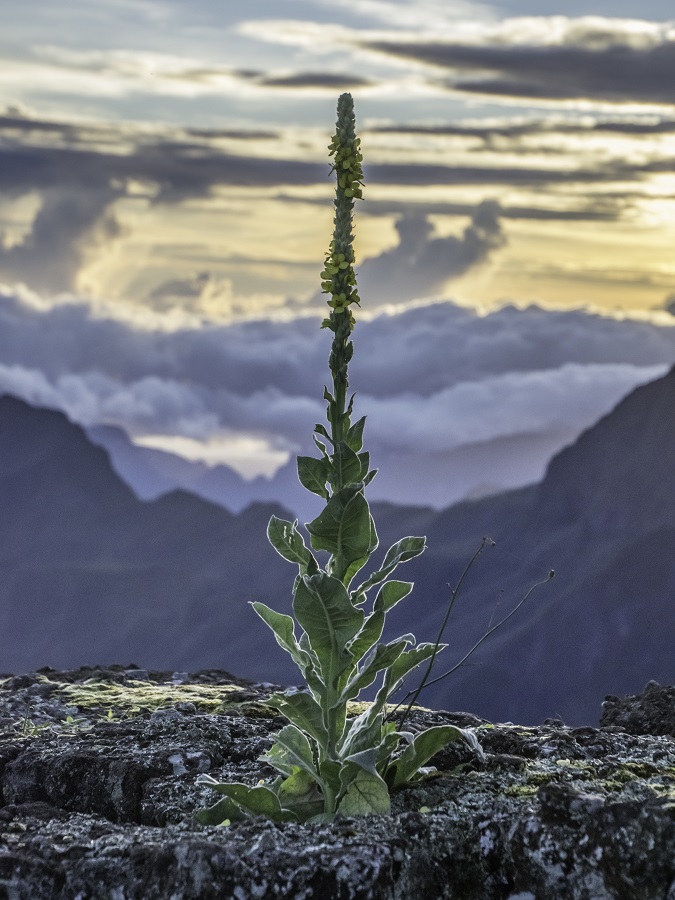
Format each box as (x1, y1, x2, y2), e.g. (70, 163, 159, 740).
(375, 364, 675, 723)
(2, 366, 674, 724)
(0, 394, 296, 683)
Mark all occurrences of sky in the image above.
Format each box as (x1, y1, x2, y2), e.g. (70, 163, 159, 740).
(1, 0, 675, 501)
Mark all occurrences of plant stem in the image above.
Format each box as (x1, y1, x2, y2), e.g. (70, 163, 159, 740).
(322, 92, 363, 491)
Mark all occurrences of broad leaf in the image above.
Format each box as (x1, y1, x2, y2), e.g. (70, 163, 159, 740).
(347, 610, 385, 664)
(268, 691, 329, 746)
(390, 725, 478, 787)
(345, 416, 366, 452)
(260, 725, 318, 781)
(306, 486, 373, 574)
(195, 778, 293, 823)
(357, 451, 370, 481)
(331, 441, 363, 488)
(374, 580, 413, 614)
(277, 770, 324, 821)
(388, 642, 442, 692)
(251, 603, 311, 672)
(338, 637, 409, 705)
(293, 573, 363, 683)
(267, 517, 318, 574)
(297, 456, 330, 499)
(339, 712, 383, 759)
(355, 536, 426, 593)
(337, 768, 391, 817)
(195, 795, 241, 825)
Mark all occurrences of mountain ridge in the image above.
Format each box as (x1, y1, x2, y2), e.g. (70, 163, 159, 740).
(1, 367, 674, 724)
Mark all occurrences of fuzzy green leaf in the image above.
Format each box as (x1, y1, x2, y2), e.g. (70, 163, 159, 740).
(357, 451, 370, 481)
(267, 517, 318, 574)
(347, 610, 385, 664)
(277, 770, 324, 821)
(195, 795, 241, 825)
(293, 573, 363, 683)
(268, 691, 329, 746)
(297, 456, 330, 499)
(332, 441, 364, 489)
(338, 637, 410, 706)
(390, 725, 477, 788)
(345, 416, 366, 452)
(355, 536, 426, 594)
(374, 580, 414, 614)
(260, 724, 318, 781)
(306, 487, 374, 577)
(338, 768, 391, 817)
(388, 642, 443, 693)
(195, 778, 294, 823)
(251, 602, 312, 672)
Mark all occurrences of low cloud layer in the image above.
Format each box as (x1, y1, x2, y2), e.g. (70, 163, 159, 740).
(0, 285, 673, 475)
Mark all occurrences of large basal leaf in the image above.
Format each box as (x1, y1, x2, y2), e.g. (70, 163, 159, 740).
(195, 777, 294, 823)
(267, 517, 318, 574)
(268, 691, 329, 747)
(195, 795, 242, 825)
(337, 768, 391, 817)
(297, 456, 330, 499)
(306, 486, 374, 571)
(390, 725, 480, 788)
(293, 573, 364, 681)
(261, 724, 318, 782)
(277, 769, 324, 821)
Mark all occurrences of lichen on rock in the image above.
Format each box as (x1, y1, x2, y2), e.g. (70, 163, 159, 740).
(0, 666, 674, 898)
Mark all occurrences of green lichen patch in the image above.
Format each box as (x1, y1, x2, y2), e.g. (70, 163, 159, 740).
(59, 680, 248, 718)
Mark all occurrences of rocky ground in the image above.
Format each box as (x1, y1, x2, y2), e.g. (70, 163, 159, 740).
(0, 666, 673, 899)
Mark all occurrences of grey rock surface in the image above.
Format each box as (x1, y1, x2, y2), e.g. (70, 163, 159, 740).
(1, 666, 674, 899)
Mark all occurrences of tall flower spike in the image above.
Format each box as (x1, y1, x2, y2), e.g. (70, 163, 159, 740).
(321, 93, 364, 449)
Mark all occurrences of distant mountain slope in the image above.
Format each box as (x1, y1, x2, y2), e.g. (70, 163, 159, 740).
(87, 419, 580, 519)
(0, 395, 296, 683)
(373, 365, 675, 724)
(2, 367, 675, 725)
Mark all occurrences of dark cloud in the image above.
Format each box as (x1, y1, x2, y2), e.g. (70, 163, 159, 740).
(364, 34, 675, 106)
(0, 111, 657, 293)
(365, 160, 624, 187)
(0, 187, 123, 292)
(357, 201, 505, 304)
(256, 72, 374, 89)
(185, 128, 279, 140)
(370, 117, 675, 143)
(277, 191, 623, 222)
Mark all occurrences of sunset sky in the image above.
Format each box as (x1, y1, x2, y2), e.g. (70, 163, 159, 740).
(2, 0, 675, 501)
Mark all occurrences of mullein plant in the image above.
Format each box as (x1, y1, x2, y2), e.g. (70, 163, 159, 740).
(196, 94, 481, 824)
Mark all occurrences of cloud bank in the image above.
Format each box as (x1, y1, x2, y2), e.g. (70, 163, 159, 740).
(0, 286, 672, 494)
